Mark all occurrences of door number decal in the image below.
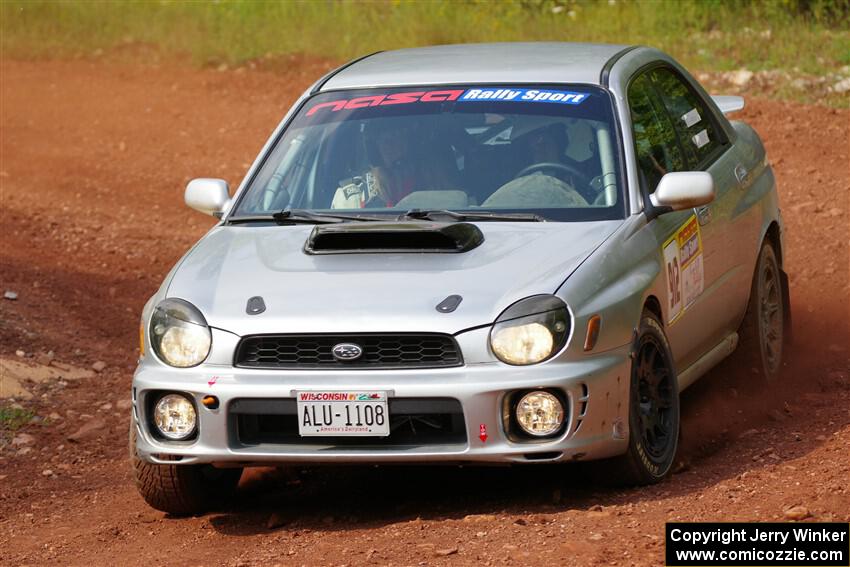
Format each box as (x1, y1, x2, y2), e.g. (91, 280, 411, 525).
(663, 214, 704, 324)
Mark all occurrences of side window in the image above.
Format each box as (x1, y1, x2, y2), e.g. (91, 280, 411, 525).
(650, 68, 725, 166)
(628, 73, 686, 194)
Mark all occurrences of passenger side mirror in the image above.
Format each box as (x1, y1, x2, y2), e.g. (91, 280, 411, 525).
(185, 178, 231, 218)
(649, 172, 714, 212)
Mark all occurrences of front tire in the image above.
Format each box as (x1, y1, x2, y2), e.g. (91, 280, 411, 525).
(613, 310, 680, 485)
(129, 424, 242, 516)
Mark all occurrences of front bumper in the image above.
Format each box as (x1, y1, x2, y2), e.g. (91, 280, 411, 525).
(132, 343, 631, 466)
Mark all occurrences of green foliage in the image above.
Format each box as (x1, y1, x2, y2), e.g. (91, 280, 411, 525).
(0, 406, 35, 432)
(1, 0, 848, 76)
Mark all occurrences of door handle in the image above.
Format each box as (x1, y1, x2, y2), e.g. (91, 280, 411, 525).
(696, 205, 712, 226)
(734, 163, 748, 185)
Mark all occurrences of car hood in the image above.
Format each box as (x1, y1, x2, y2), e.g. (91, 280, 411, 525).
(166, 221, 620, 336)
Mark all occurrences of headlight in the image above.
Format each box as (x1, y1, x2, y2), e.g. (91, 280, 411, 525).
(149, 298, 211, 368)
(489, 295, 570, 365)
(515, 391, 564, 436)
(153, 394, 197, 440)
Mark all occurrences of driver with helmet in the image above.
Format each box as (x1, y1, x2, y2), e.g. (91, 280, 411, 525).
(483, 121, 590, 208)
(516, 122, 597, 197)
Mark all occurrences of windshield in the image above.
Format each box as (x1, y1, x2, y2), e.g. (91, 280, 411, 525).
(231, 85, 625, 222)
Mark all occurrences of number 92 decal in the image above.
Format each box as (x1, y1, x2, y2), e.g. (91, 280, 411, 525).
(663, 214, 705, 324)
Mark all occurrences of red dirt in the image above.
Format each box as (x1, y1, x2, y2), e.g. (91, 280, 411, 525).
(1, 57, 848, 567)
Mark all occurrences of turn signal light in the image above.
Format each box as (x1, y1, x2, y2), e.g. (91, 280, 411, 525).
(139, 321, 145, 357)
(584, 315, 601, 351)
(202, 395, 219, 410)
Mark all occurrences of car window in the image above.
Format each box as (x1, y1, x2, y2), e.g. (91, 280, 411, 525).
(230, 86, 626, 222)
(628, 73, 686, 194)
(650, 67, 725, 167)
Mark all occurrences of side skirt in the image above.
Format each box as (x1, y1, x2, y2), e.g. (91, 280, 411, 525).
(677, 332, 739, 391)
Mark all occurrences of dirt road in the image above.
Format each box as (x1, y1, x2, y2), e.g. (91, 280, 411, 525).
(1, 57, 848, 567)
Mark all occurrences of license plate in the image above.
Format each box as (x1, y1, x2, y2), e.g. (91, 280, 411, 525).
(296, 391, 389, 436)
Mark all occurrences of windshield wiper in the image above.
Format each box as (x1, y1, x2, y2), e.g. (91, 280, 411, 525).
(400, 209, 546, 222)
(229, 208, 545, 225)
(274, 209, 393, 224)
(228, 209, 390, 225)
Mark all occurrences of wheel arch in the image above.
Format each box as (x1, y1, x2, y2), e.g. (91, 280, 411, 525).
(643, 295, 663, 322)
(763, 220, 792, 343)
(764, 220, 783, 267)
(631, 294, 664, 357)
(743, 220, 793, 350)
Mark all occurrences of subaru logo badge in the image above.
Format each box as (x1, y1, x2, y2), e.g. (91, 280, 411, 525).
(332, 343, 363, 361)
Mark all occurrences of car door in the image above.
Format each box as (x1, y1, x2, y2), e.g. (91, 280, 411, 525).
(627, 71, 721, 371)
(647, 67, 744, 343)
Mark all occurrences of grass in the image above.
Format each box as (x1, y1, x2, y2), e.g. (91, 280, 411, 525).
(0, 405, 35, 432)
(1, 0, 848, 103)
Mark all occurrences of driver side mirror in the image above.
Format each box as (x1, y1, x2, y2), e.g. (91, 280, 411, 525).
(649, 171, 715, 211)
(185, 178, 231, 218)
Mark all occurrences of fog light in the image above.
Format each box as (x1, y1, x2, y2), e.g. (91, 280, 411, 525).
(516, 391, 564, 437)
(153, 394, 197, 440)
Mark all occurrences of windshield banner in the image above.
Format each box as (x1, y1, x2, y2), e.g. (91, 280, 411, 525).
(459, 88, 588, 105)
(305, 87, 590, 117)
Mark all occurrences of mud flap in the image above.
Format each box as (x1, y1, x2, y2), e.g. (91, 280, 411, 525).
(780, 268, 793, 346)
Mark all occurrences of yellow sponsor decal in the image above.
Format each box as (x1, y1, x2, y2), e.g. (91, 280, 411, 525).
(663, 214, 705, 324)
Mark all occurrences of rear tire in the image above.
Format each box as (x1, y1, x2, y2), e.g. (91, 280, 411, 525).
(611, 310, 680, 485)
(129, 424, 242, 516)
(739, 241, 784, 381)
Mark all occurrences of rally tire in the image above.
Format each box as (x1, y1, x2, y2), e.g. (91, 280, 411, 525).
(612, 310, 680, 485)
(129, 424, 242, 516)
(739, 241, 785, 382)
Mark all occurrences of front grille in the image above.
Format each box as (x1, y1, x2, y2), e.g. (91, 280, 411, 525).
(234, 333, 462, 369)
(230, 398, 467, 448)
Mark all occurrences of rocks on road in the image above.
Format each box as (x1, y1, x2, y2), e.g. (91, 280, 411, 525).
(783, 506, 812, 521)
(66, 417, 108, 443)
(0, 357, 95, 399)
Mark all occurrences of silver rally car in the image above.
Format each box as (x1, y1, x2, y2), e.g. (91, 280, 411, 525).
(132, 43, 790, 514)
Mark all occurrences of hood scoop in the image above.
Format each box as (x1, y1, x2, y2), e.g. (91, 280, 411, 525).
(304, 222, 485, 255)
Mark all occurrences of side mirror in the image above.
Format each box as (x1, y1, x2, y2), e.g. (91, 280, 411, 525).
(185, 178, 231, 218)
(649, 171, 715, 211)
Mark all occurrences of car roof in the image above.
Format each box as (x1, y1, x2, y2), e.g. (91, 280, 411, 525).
(320, 42, 634, 91)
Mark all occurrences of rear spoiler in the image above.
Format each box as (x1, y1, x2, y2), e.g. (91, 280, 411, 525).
(711, 95, 745, 115)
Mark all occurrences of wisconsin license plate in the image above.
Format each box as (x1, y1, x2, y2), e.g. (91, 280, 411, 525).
(296, 391, 389, 436)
